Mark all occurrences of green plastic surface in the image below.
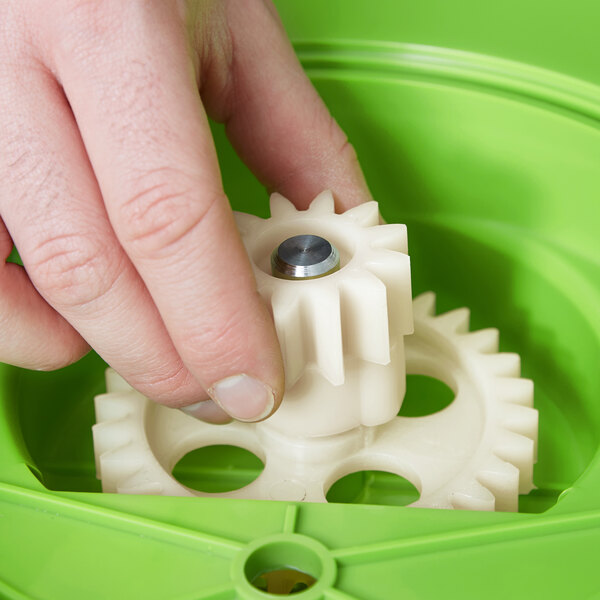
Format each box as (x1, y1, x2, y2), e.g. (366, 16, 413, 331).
(1, 1, 599, 598)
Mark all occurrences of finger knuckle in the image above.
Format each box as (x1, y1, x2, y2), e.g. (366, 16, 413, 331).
(120, 168, 224, 257)
(29, 231, 123, 308)
(2, 114, 70, 216)
(128, 363, 197, 407)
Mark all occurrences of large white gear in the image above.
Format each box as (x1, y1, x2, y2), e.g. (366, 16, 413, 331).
(93, 192, 538, 511)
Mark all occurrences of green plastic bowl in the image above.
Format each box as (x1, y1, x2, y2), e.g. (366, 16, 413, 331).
(1, 2, 599, 598)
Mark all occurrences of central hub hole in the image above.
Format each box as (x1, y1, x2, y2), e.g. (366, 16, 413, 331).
(251, 568, 317, 595)
(244, 540, 323, 597)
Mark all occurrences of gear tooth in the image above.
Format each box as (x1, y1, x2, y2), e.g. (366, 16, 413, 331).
(365, 252, 413, 336)
(495, 378, 534, 407)
(366, 224, 408, 254)
(233, 211, 263, 236)
(477, 455, 520, 512)
(272, 283, 345, 387)
(269, 192, 297, 217)
(92, 419, 133, 479)
(450, 481, 495, 511)
(434, 307, 470, 334)
(303, 285, 345, 385)
(462, 328, 499, 353)
(497, 404, 538, 451)
(94, 391, 140, 423)
(412, 292, 436, 317)
(97, 443, 144, 493)
(339, 271, 390, 365)
(105, 368, 133, 393)
(494, 431, 535, 494)
(343, 201, 380, 227)
(93, 390, 152, 488)
(94, 400, 193, 496)
(306, 190, 335, 214)
(271, 287, 306, 388)
(480, 353, 521, 377)
(93, 419, 134, 457)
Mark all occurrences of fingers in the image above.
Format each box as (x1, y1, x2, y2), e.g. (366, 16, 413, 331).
(0, 219, 89, 370)
(198, 0, 372, 212)
(46, 1, 283, 420)
(0, 53, 206, 407)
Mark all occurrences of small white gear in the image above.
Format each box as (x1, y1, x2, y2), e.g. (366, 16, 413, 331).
(93, 193, 538, 511)
(235, 190, 413, 435)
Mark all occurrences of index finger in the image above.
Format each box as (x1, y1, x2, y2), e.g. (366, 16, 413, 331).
(49, 2, 283, 421)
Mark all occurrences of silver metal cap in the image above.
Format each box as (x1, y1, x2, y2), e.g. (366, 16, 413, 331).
(271, 234, 340, 280)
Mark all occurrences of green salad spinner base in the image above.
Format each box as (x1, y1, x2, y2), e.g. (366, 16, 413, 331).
(1, 2, 599, 598)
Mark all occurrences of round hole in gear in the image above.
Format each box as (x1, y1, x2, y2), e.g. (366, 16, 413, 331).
(171, 445, 263, 493)
(398, 374, 456, 417)
(326, 470, 420, 506)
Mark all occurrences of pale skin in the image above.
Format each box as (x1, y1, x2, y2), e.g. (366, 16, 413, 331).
(0, 0, 372, 423)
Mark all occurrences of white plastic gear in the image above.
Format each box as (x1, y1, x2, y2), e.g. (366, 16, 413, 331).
(235, 190, 413, 436)
(365, 291, 537, 511)
(93, 193, 538, 511)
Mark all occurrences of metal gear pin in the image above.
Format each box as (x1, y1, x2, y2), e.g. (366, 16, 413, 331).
(271, 234, 340, 280)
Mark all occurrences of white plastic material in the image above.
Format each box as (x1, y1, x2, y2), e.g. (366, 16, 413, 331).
(236, 191, 413, 436)
(93, 192, 538, 511)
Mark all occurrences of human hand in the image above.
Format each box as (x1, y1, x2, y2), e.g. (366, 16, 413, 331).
(0, 0, 372, 423)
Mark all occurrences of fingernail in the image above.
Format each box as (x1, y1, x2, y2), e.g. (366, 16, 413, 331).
(208, 374, 275, 422)
(181, 400, 233, 424)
